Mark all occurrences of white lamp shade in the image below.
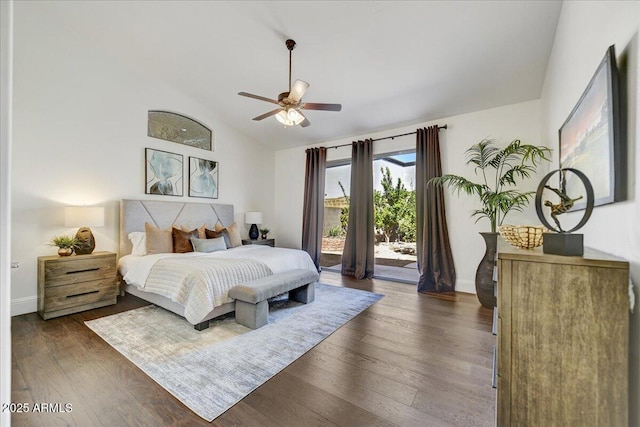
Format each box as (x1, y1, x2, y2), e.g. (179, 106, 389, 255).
(64, 206, 105, 227)
(245, 211, 263, 225)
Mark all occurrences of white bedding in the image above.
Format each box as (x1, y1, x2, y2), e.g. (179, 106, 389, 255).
(119, 245, 317, 286)
(118, 245, 318, 323)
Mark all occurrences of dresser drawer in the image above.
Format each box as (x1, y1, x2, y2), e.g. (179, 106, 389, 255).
(42, 278, 117, 313)
(43, 254, 116, 287)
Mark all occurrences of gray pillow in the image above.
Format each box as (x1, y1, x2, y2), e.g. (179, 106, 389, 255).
(190, 236, 227, 253)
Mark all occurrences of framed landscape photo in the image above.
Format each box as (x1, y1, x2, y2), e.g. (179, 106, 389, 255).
(145, 148, 183, 196)
(559, 45, 625, 210)
(189, 156, 218, 199)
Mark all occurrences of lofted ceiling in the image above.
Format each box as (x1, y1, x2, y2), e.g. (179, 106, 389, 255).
(31, 1, 562, 150)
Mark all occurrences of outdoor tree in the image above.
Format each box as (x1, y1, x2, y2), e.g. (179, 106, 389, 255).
(338, 181, 349, 233)
(335, 167, 416, 243)
(375, 167, 416, 243)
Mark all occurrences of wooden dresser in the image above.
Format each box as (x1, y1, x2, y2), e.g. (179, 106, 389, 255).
(37, 251, 118, 320)
(496, 243, 629, 426)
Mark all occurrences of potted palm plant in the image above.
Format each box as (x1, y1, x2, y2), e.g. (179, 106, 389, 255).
(429, 138, 551, 308)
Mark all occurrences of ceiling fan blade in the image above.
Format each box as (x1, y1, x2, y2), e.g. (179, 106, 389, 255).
(252, 108, 282, 121)
(299, 111, 311, 127)
(288, 80, 310, 103)
(301, 102, 342, 112)
(238, 92, 280, 105)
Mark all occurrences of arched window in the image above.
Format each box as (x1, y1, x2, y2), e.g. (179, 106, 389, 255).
(148, 111, 213, 151)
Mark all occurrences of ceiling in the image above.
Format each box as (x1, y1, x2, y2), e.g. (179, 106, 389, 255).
(37, 1, 562, 150)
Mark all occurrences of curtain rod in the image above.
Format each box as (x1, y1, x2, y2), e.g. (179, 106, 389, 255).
(327, 124, 447, 149)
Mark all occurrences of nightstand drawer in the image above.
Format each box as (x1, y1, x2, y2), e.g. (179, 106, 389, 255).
(43, 254, 116, 287)
(38, 251, 118, 320)
(42, 278, 117, 313)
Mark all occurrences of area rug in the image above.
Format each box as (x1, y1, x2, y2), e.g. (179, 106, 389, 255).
(85, 283, 383, 421)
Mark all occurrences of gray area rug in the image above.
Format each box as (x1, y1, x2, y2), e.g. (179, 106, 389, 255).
(85, 283, 383, 421)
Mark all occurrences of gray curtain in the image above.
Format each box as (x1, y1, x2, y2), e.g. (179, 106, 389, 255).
(416, 126, 456, 293)
(341, 139, 374, 279)
(302, 147, 327, 271)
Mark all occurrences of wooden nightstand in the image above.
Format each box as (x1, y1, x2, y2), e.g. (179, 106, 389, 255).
(242, 238, 275, 247)
(37, 251, 118, 320)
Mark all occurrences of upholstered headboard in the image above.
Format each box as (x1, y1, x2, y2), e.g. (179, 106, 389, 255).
(119, 199, 234, 256)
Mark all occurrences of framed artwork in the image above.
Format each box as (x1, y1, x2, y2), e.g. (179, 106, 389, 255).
(559, 45, 625, 210)
(189, 156, 218, 199)
(145, 148, 183, 196)
(148, 110, 214, 151)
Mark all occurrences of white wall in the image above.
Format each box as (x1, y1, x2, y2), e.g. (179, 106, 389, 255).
(0, 0, 13, 423)
(275, 100, 543, 294)
(539, 1, 639, 423)
(10, 3, 275, 315)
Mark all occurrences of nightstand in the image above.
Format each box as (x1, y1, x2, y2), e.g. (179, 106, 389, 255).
(37, 251, 118, 320)
(242, 238, 275, 247)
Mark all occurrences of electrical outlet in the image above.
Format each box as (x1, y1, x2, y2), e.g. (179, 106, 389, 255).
(10, 261, 19, 269)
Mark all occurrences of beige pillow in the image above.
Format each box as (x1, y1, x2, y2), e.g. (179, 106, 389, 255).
(215, 222, 242, 248)
(145, 222, 173, 254)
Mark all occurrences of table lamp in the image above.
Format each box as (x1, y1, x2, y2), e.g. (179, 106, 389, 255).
(245, 212, 263, 240)
(65, 206, 105, 255)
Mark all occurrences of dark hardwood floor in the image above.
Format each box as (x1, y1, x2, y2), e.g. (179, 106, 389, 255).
(11, 272, 495, 426)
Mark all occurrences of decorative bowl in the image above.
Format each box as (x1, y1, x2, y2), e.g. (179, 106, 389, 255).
(499, 225, 546, 249)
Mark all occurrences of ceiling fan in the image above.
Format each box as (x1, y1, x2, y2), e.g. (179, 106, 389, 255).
(238, 39, 342, 128)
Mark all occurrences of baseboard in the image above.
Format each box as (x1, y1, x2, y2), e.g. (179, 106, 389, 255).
(11, 295, 37, 316)
(455, 279, 476, 295)
(325, 269, 478, 295)
(371, 274, 416, 285)
(422, 292, 461, 302)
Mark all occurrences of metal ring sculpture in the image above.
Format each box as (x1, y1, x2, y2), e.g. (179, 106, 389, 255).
(535, 168, 594, 233)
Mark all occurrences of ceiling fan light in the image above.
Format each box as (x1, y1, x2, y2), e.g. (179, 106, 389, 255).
(287, 108, 300, 121)
(275, 109, 304, 127)
(275, 110, 290, 126)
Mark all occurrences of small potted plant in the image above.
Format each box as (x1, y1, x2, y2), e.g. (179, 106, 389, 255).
(48, 235, 80, 257)
(259, 228, 270, 240)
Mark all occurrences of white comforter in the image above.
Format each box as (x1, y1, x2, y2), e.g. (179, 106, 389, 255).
(118, 246, 317, 323)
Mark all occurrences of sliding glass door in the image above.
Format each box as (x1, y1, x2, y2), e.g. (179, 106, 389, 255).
(371, 151, 418, 282)
(320, 161, 350, 270)
(321, 150, 418, 283)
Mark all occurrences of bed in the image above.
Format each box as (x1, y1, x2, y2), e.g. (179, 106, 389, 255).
(118, 199, 317, 329)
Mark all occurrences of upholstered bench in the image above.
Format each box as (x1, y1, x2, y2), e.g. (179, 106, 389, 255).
(228, 269, 319, 329)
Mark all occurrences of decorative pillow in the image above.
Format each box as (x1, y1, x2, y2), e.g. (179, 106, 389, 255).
(215, 222, 242, 248)
(181, 224, 206, 239)
(190, 236, 227, 253)
(207, 227, 230, 248)
(226, 222, 243, 248)
(145, 222, 173, 254)
(172, 227, 198, 253)
(205, 228, 223, 238)
(128, 232, 147, 256)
